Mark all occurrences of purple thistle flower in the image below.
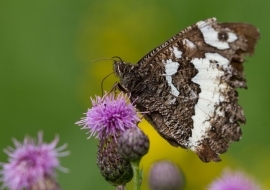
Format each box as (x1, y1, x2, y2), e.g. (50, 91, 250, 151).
(76, 92, 141, 140)
(0, 132, 69, 190)
(208, 169, 261, 190)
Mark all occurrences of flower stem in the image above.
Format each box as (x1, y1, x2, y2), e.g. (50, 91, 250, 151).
(130, 160, 141, 190)
(116, 184, 125, 190)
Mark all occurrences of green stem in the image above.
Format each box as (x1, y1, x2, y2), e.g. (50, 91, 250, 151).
(130, 160, 141, 190)
(116, 184, 125, 190)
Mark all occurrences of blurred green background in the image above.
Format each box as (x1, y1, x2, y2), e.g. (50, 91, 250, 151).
(0, 0, 269, 189)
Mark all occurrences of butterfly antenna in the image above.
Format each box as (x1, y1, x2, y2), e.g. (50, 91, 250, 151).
(91, 57, 123, 96)
(112, 56, 124, 63)
(101, 72, 114, 96)
(91, 58, 115, 63)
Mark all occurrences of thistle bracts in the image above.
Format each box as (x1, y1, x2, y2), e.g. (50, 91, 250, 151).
(118, 127, 149, 162)
(97, 137, 133, 187)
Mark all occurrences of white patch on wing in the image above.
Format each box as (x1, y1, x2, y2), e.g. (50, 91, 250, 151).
(183, 38, 195, 49)
(172, 46, 182, 58)
(188, 53, 230, 148)
(163, 59, 180, 99)
(196, 20, 237, 50)
(164, 59, 179, 76)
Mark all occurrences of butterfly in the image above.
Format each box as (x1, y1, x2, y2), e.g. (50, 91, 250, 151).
(113, 18, 260, 162)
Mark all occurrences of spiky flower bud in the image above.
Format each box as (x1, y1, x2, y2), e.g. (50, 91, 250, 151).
(97, 137, 133, 186)
(149, 160, 185, 190)
(118, 127, 149, 161)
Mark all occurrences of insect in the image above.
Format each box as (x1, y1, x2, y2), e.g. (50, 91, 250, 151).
(113, 18, 260, 162)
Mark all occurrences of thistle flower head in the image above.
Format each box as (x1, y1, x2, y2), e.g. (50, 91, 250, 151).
(208, 169, 261, 190)
(0, 132, 69, 190)
(76, 92, 141, 140)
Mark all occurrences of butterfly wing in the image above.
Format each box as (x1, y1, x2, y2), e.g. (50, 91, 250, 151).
(114, 18, 259, 162)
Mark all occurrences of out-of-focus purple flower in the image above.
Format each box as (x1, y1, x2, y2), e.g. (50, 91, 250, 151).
(0, 132, 69, 190)
(208, 169, 261, 190)
(76, 92, 141, 140)
(149, 160, 185, 190)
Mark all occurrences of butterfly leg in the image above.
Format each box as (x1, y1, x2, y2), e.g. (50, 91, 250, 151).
(110, 82, 130, 94)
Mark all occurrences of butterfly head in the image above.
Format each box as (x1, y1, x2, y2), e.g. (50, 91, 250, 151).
(113, 60, 141, 93)
(113, 60, 135, 79)
(113, 60, 126, 78)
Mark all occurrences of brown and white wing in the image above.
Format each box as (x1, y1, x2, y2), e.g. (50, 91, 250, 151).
(122, 18, 260, 162)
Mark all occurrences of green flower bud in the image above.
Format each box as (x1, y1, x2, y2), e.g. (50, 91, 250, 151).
(97, 137, 133, 186)
(118, 127, 149, 161)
